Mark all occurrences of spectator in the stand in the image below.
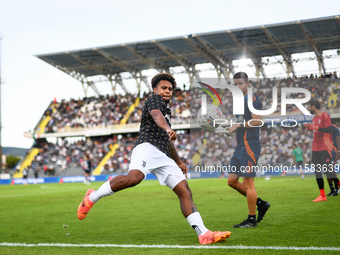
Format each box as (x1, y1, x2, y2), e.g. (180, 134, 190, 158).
(49, 165, 55, 177)
(33, 164, 39, 184)
(43, 165, 48, 176)
(83, 155, 92, 184)
(292, 144, 305, 180)
(28, 136, 114, 177)
(22, 167, 28, 185)
(103, 164, 110, 174)
(44, 94, 139, 132)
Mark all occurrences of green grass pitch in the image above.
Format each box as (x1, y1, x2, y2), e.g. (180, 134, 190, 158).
(0, 176, 339, 254)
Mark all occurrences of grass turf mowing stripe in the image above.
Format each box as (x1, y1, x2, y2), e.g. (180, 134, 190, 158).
(1, 243, 339, 251)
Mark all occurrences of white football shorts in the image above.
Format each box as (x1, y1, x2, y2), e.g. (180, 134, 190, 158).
(128, 142, 186, 189)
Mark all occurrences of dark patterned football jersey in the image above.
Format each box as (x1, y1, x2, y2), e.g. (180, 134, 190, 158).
(235, 93, 262, 148)
(134, 94, 172, 157)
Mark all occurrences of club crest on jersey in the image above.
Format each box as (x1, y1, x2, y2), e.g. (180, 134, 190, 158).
(236, 115, 244, 122)
(142, 161, 146, 167)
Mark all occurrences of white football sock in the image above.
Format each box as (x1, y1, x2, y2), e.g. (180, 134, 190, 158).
(89, 181, 114, 203)
(186, 212, 209, 236)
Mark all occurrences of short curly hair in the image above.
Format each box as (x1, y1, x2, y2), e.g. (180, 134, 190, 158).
(151, 73, 177, 89)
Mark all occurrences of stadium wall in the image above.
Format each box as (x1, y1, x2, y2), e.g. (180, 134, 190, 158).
(2, 168, 337, 185)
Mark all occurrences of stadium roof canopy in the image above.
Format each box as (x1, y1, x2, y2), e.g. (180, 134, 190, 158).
(37, 15, 340, 95)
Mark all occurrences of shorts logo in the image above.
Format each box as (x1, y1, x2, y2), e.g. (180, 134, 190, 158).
(142, 161, 147, 167)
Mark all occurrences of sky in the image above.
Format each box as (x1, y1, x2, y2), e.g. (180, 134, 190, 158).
(0, 0, 339, 149)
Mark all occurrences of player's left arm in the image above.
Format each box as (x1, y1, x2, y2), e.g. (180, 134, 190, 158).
(169, 141, 188, 177)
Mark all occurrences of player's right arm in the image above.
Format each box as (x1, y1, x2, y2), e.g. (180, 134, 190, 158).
(305, 112, 332, 132)
(305, 123, 331, 132)
(150, 109, 176, 140)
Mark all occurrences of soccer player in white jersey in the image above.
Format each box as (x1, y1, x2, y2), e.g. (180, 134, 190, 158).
(77, 73, 231, 244)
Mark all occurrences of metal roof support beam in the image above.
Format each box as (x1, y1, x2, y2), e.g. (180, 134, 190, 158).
(87, 81, 100, 96)
(226, 30, 266, 79)
(225, 64, 235, 84)
(335, 16, 340, 30)
(212, 65, 228, 84)
(187, 67, 201, 87)
(122, 44, 170, 73)
(94, 48, 140, 74)
(131, 73, 152, 94)
(39, 58, 86, 83)
(219, 65, 235, 83)
(253, 57, 264, 80)
(185, 36, 227, 81)
(70, 71, 86, 81)
(66, 52, 121, 96)
(66, 52, 107, 78)
(81, 81, 89, 97)
(108, 76, 116, 95)
(114, 75, 128, 94)
(216, 66, 224, 82)
(135, 76, 142, 94)
(220, 64, 234, 84)
(297, 21, 326, 76)
(151, 40, 201, 85)
(261, 26, 296, 77)
(42, 57, 92, 96)
(285, 54, 295, 78)
(95, 48, 152, 92)
(191, 35, 235, 83)
(141, 75, 152, 92)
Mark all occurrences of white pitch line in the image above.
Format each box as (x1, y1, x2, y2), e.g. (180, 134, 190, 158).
(0, 243, 339, 251)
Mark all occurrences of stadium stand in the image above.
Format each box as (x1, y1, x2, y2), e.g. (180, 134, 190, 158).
(26, 136, 112, 178)
(189, 77, 340, 172)
(41, 89, 190, 134)
(15, 76, 340, 178)
(43, 94, 139, 133)
(189, 124, 314, 171)
(191, 77, 340, 120)
(24, 131, 191, 177)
